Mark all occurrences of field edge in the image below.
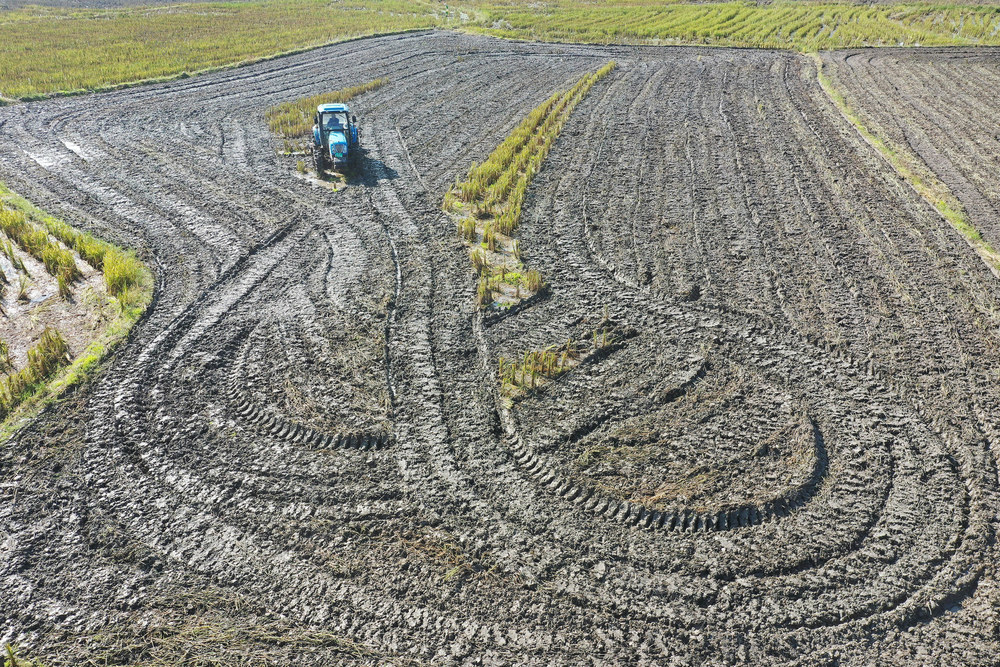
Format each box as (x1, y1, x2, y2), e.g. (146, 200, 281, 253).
(8, 28, 435, 104)
(0, 184, 154, 442)
(810, 51, 1000, 278)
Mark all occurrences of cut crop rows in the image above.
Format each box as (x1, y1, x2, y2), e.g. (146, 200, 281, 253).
(472, 0, 1000, 50)
(822, 47, 1000, 277)
(0, 184, 151, 430)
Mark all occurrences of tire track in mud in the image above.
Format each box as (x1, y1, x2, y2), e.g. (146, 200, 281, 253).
(477, 47, 999, 660)
(1, 34, 1000, 665)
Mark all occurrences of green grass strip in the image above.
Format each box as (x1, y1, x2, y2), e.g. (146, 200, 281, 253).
(811, 53, 1000, 276)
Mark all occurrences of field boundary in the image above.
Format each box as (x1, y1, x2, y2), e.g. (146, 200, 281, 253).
(0, 186, 154, 441)
(6, 28, 433, 104)
(810, 52, 1000, 279)
(12, 1, 1000, 103)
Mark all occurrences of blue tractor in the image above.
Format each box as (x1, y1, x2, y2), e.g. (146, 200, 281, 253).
(312, 103, 360, 173)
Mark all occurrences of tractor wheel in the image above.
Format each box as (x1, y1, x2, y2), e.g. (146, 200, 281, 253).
(313, 147, 324, 175)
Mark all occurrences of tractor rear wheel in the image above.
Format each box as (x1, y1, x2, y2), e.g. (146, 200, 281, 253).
(313, 147, 324, 175)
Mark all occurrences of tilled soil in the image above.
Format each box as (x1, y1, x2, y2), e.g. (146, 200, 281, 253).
(823, 47, 1000, 254)
(1, 31, 999, 665)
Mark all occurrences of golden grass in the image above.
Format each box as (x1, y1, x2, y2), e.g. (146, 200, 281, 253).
(0, 0, 443, 99)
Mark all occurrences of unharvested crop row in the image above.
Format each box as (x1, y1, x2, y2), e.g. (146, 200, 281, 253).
(0, 207, 80, 283)
(0, 185, 147, 305)
(444, 61, 615, 308)
(447, 61, 615, 232)
(0, 183, 153, 433)
(265, 77, 388, 139)
(0, 327, 70, 419)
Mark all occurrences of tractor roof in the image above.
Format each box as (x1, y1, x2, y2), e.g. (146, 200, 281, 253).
(317, 103, 350, 113)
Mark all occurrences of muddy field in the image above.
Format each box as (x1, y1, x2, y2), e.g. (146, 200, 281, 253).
(1, 31, 1000, 665)
(824, 47, 1000, 254)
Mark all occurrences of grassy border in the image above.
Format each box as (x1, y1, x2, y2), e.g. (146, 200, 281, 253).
(7, 27, 434, 103)
(8, 2, 1000, 103)
(0, 184, 153, 441)
(810, 52, 1000, 277)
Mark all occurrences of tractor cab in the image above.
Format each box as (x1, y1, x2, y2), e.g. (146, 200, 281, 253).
(322, 110, 348, 131)
(312, 103, 360, 172)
